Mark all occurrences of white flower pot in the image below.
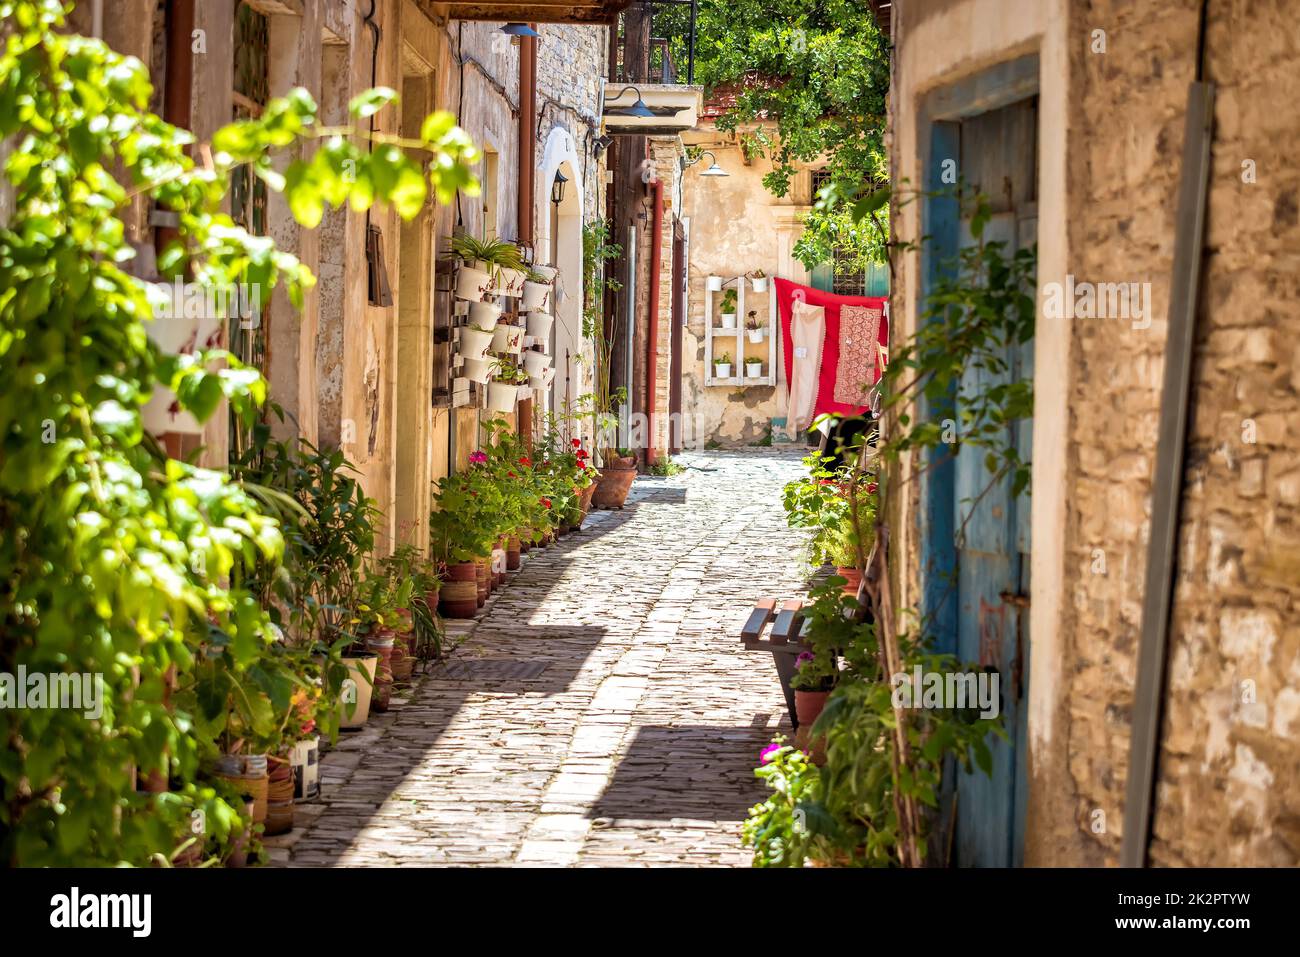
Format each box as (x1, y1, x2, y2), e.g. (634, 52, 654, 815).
(459, 326, 495, 360)
(747, 362, 763, 378)
(487, 380, 519, 412)
(521, 280, 551, 312)
(526, 312, 554, 339)
(523, 351, 552, 377)
(142, 285, 225, 436)
(291, 735, 320, 802)
(491, 324, 523, 354)
(750, 276, 769, 293)
(706, 275, 723, 292)
(748, 328, 765, 344)
(469, 301, 502, 329)
(463, 357, 493, 383)
(721, 313, 737, 329)
(455, 264, 495, 302)
(498, 267, 527, 297)
(714, 363, 732, 378)
(542, 366, 556, 386)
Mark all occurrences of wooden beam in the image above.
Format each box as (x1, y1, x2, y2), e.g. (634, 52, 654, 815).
(444, 3, 629, 25)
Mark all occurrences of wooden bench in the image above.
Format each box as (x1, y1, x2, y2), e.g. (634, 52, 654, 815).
(740, 598, 812, 730)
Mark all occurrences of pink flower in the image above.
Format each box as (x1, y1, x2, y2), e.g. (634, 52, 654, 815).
(760, 743, 781, 765)
(469, 450, 488, 464)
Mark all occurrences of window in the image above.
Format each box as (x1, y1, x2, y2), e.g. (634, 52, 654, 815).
(481, 149, 499, 240)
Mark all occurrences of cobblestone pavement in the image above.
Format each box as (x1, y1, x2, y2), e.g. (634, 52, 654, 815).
(274, 448, 812, 867)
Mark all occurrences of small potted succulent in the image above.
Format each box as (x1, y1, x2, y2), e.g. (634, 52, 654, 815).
(746, 310, 764, 344)
(746, 359, 763, 378)
(488, 354, 529, 412)
(450, 234, 520, 301)
(521, 267, 553, 312)
(714, 351, 733, 378)
(750, 268, 768, 293)
(719, 288, 738, 328)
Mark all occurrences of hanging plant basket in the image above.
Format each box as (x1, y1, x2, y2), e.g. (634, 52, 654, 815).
(526, 312, 554, 339)
(487, 380, 519, 412)
(498, 267, 527, 297)
(521, 280, 551, 312)
(462, 357, 492, 384)
(459, 326, 494, 360)
(455, 264, 495, 302)
(491, 324, 523, 354)
(523, 351, 552, 377)
(469, 301, 502, 329)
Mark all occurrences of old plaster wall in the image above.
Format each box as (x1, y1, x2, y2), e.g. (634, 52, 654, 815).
(678, 134, 814, 448)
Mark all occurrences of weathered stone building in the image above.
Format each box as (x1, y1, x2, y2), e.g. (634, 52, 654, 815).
(76, 0, 614, 553)
(889, 0, 1300, 866)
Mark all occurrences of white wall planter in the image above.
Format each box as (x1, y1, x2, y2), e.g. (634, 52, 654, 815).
(459, 326, 494, 360)
(463, 357, 492, 383)
(720, 312, 737, 329)
(491, 324, 523, 354)
(714, 363, 732, 378)
(487, 381, 519, 412)
(525, 312, 554, 339)
(750, 276, 769, 293)
(523, 351, 552, 377)
(469, 301, 501, 329)
(531, 264, 558, 282)
(746, 361, 763, 377)
(455, 264, 495, 302)
(521, 280, 551, 312)
(747, 328, 765, 344)
(706, 275, 723, 292)
(498, 267, 527, 297)
(142, 288, 224, 436)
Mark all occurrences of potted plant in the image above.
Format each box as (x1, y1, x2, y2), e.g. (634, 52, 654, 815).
(750, 268, 768, 293)
(746, 359, 764, 378)
(462, 355, 492, 384)
(714, 351, 733, 378)
(719, 287, 738, 327)
(468, 300, 502, 330)
(451, 233, 526, 296)
(521, 267, 553, 312)
(430, 461, 499, 618)
(459, 322, 495, 360)
(593, 446, 637, 509)
(491, 322, 523, 355)
(526, 309, 554, 340)
(706, 274, 723, 292)
(746, 310, 765, 343)
(488, 354, 528, 412)
(449, 234, 501, 302)
(523, 349, 552, 378)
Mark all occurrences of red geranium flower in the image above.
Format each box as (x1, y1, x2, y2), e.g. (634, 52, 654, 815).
(866, 482, 878, 494)
(540, 497, 552, 508)
(519, 456, 532, 466)
(576, 449, 588, 460)
(572, 438, 581, 447)
(508, 471, 517, 478)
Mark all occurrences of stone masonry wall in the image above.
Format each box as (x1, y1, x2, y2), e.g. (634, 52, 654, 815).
(1054, 0, 1300, 865)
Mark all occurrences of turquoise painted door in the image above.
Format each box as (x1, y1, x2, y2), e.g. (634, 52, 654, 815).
(950, 96, 1037, 868)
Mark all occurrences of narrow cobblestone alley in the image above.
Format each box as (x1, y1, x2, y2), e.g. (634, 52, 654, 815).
(275, 450, 809, 867)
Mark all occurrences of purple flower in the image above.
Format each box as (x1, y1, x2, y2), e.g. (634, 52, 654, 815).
(469, 450, 488, 464)
(760, 742, 782, 765)
(795, 651, 815, 667)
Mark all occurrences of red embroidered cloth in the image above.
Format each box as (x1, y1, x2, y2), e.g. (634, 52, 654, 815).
(776, 278, 888, 423)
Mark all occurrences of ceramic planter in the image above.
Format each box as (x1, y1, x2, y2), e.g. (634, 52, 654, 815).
(521, 280, 551, 312)
(459, 325, 495, 360)
(751, 276, 769, 293)
(455, 264, 494, 302)
(506, 535, 522, 570)
(714, 363, 732, 378)
(291, 735, 321, 802)
(748, 328, 765, 344)
(525, 312, 554, 339)
(706, 275, 723, 292)
(440, 562, 478, 618)
(746, 361, 763, 378)
(487, 380, 519, 412)
(365, 632, 396, 713)
(264, 757, 295, 835)
(720, 312, 737, 329)
(463, 357, 492, 384)
(498, 267, 527, 297)
(142, 287, 224, 436)
(491, 324, 523, 354)
(338, 653, 378, 729)
(531, 264, 558, 282)
(523, 350, 552, 377)
(468, 301, 502, 329)
(474, 559, 490, 605)
(214, 753, 269, 827)
(593, 455, 637, 509)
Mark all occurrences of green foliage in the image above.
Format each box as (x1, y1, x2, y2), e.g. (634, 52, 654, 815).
(582, 219, 626, 461)
(720, 287, 737, 313)
(674, 1, 890, 271)
(449, 234, 525, 271)
(782, 452, 876, 569)
(0, 0, 478, 865)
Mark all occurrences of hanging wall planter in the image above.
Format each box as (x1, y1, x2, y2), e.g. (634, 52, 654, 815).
(751, 273, 769, 293)
(459, 325, 495, 360)
(498, 267, 527, 297)
(714, 361, 732, 378)
(487, 380, 519, 412)
(469, 301, 502, 330)
(526, 311, 554, 340)
(531, 264, 558, 283)
(706, 275, 723, 292)
(463, 357, 492, 384)
(521, 280, 551, 312)
(455, 264, 495, 302)
(491, 324, 523, 354)
(523, 351, 552, 378)
(746, 361, 763, 378)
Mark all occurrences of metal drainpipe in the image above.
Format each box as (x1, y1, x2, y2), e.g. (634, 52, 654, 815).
(156, 0, 194, 262)
(644, 176, 664, 468)
(515, 24, 538, 446)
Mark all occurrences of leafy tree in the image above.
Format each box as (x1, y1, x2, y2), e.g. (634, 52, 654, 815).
(0, 0, 478, 865)
(661, 0, 890, 273)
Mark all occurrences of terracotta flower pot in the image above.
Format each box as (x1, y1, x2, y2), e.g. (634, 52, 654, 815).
(593, 457, 637, 509)
(366, 633, 396, 713)
(475, 559, 490, 606)
(578, 482, 596, 519)
(836, 566, 863, 596)
(506, 536, 522, 570)
(440, 562, 477, 618)
(338, 653, 378, 729)
(795, 689, 831, 765)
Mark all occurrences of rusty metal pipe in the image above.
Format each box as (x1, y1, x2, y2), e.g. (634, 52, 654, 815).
(644, 176, 664, 468)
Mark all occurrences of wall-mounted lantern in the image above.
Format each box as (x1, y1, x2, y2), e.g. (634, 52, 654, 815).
(551, 169, 568, 207)
(603, 86, 656, 118)
(682, 149, 728, 177)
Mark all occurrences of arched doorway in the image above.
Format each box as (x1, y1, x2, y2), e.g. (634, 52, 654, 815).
(537, 128, 585, 431)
